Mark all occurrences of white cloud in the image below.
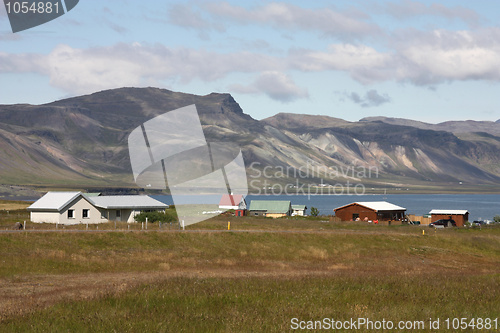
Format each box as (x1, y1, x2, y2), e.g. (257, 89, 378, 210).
(167, 3, 225, 33)
(382, 0, 480, 26)
(345, 90, 391, 108)
(289, 44, 395, 83)
(395, 29, 500, 84)
(230, 71, 308, 103)
(288, 28, 500, 85)
(0, 43, 281, 95)
(3, 26, 500, 98)
(175, 2, 381, 40)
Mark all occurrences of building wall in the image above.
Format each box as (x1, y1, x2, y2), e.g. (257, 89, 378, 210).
(249, 210, 266, 217)
(59, 196, 105, 224)
(219, 205, 239, 210)
(335, 204, 377, 221)
(31, 212, 60, 224)
(235, 209, 246, 217)
(408, 215, 432, 225)
(100, 209, 141, 223)
(335, 204, 406, 222)
(431, 214, 468, 227)
(266, 213, 287, 218)
(292, 210, 305, 216)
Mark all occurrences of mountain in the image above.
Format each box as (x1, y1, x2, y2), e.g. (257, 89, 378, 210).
(263, 113, 500, 185)
(360, 116, 500, 135)
(0, 87, 499, 194)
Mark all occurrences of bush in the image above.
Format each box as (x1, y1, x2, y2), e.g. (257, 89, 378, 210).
(134, 210, 177, 223)
(494, 215, 500, 223)
(310, 207, 319, 217)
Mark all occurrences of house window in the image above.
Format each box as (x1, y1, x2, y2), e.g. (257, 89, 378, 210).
(116, 210, 121, 218)
(82, 209, 89, 219)
(67, 209, 75, 219)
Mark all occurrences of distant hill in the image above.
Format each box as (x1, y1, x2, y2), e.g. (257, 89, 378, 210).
(360, 116, 500, 135)
(0, 87, 499, 192)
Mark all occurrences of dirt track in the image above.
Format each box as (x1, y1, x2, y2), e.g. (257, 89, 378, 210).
(0, 269, 346, 321)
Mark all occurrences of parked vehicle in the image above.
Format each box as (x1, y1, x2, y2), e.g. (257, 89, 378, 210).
(473, 220, 485, 226)
(429, 219, 456, 227)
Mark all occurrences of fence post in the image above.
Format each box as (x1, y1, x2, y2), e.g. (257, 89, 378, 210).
(146, 217, 148, 230)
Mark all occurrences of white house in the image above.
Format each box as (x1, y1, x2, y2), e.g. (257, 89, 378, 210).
(218, 194, 246, 210)
(27, 192, 168, 225)
(291, 205, 307, 216)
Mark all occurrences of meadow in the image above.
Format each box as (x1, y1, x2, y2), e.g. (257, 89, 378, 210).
(0, 202, 499, 332)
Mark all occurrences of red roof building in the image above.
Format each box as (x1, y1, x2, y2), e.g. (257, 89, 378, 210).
(219, 194, 247, 210)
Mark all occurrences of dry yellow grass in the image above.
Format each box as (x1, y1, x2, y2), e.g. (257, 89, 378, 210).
(0, 200, 31, 211)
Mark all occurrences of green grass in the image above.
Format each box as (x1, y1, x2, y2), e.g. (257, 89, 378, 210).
(0, 213, 499, 331)
(1, 274, 498, 332)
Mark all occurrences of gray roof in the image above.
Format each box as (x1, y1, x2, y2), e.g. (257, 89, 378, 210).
(89, 195, 168, 209)
(27, 192, 83, 211)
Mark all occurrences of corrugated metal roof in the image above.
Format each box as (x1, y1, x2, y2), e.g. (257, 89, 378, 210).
(89, 195, 168, 209)
(429, 209, 469, 215)
(334, 201, 406, 212)
(27, 192, 83, 211)
(248, 200, 291, 214)
(292, 205, 306, 210)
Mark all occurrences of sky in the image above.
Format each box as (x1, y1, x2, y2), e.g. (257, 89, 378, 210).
(1, 0, 500, 123)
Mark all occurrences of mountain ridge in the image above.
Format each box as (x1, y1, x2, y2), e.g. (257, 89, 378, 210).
(0, 87, 499, 192)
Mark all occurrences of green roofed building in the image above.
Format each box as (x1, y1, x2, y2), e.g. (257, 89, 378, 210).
(248, 200, 292, 218)
(292, 205, 307, 216)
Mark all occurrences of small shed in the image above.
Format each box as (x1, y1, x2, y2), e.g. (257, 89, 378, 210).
(334, 201, 406, 222)
(291, 205, 307, 216)
(429, 209, 469, 227)
(248, 200, 292, 218)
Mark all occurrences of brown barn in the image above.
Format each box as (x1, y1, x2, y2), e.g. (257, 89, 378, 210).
(429, 209, 469, 227)
(334, 201, 406, 222)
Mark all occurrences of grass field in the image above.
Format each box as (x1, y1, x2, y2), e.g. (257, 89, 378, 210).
(0, 207, 499, 332)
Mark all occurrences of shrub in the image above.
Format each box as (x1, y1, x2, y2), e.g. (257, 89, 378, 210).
(494, 215, 500, 223)
(310, 207, 319, 217)
(134, 210, 177, 223)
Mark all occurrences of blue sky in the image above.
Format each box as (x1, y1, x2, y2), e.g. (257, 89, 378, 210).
(1, 0, 500, 123)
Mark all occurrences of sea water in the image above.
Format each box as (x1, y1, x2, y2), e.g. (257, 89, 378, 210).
(153, 194, 500, 222)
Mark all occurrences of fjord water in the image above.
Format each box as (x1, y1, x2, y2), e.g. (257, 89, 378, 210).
(154, 194, 500, 221)
(250, 194, 500, 221)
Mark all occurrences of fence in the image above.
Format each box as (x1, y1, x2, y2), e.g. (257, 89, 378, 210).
(408, 215, 431, 225)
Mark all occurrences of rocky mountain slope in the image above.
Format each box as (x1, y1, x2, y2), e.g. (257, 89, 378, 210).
(0, 87, 499, 192)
